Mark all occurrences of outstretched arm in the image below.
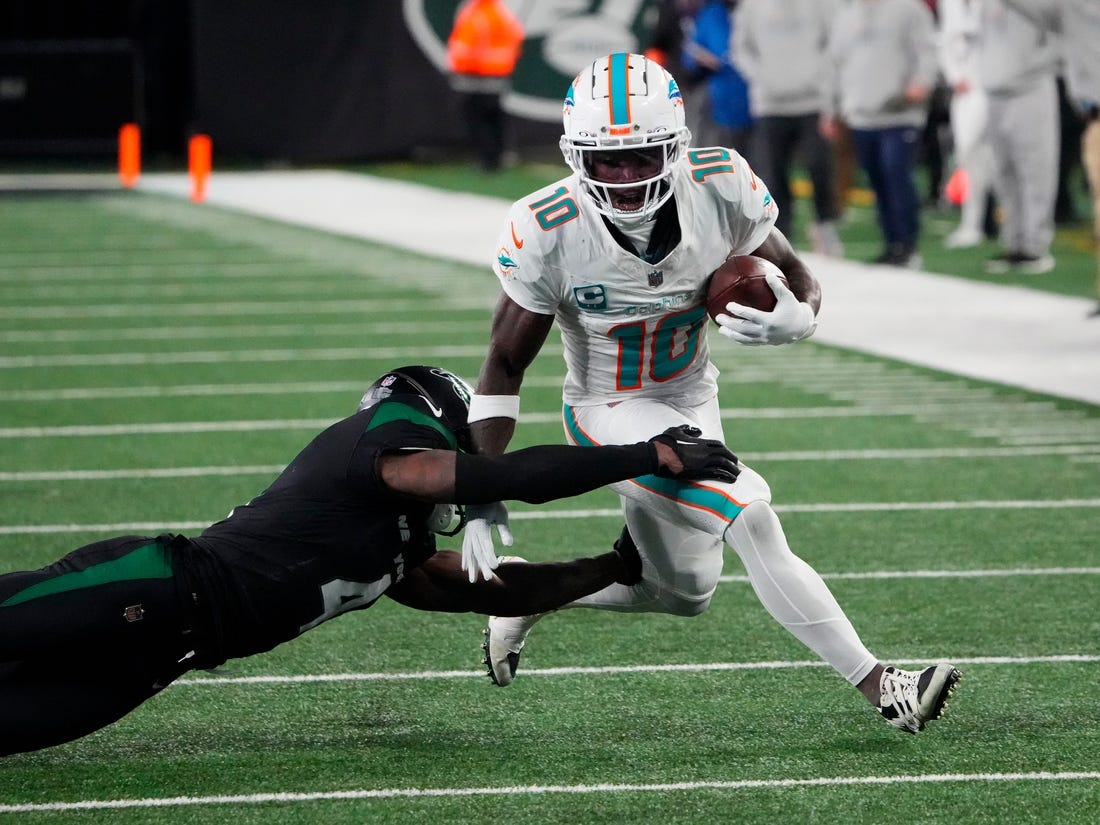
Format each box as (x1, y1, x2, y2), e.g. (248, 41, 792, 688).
(377, 427, 739, 504)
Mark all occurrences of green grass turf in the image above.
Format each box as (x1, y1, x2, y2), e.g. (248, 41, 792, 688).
(0, 189, 1098, 823)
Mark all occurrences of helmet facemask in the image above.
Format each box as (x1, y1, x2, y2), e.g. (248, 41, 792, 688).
(561, 53, 690, 222)
(427, 502, 466, 536)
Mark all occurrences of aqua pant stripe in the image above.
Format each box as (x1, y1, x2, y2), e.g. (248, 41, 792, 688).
(562, 403, 745, 523)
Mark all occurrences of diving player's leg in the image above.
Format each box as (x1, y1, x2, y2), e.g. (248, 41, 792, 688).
(0, 535, 204, 753)
(0, 536, 176, 659)
(386, 547, 640, 616)
(0, 654, 168, 756)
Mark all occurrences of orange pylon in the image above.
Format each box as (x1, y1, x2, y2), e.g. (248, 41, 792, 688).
(118, 123, 141, 188)
(189, 134, 212, 202)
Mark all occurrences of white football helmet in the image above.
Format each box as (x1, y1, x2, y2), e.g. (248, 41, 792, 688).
(560, 53, 691, 221)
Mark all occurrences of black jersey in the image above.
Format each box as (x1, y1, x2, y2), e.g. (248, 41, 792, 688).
(176, 397, 450, 663)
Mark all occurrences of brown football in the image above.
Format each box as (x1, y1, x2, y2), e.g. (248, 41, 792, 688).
(705, 255, 789, 322)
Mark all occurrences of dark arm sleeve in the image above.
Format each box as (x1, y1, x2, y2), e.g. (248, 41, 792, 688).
(453, 443, 660, 505)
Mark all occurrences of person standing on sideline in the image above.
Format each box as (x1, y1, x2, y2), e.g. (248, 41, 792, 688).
(976, 0, 1060, 274)
(643, 0, 704, 112)
(821, 0, 939, 268)
(939, 0, 996, 248)
(998, 0, 1099, 308)
(446, 0, 524, 172)
(680, 0, 754, 155)
(463, 53, 961, 736)
(731, 0, 845, 257)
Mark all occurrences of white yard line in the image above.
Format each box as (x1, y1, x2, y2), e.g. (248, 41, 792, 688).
(0, 319, 483, 344)
(3, 769, 1098, 814)
(2, 410, 1095, 439)
(2, 444, 1098, 481)
(174, 653, 1100, 686)
(3, 502, 1098, 536)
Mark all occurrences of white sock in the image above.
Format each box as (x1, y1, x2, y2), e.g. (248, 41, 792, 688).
(724, 501, 877, 685)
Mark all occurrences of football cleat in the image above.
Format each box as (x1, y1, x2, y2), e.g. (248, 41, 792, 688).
(878, 663, 961, 733)
(482, 557, 545, 687)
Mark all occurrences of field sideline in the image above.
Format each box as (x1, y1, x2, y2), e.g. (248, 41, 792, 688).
(135, 169, 1100, 406)
(0, 182, 1098, 824)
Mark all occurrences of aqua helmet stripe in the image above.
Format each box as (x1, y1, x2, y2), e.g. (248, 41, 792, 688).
(607, 52, 631, 128)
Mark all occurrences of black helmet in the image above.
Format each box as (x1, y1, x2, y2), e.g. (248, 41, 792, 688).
(357, 365, 473, 451)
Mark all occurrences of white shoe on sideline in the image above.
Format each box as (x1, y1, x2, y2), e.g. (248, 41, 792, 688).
(1013, 253, 1055, 275)
(944, 227, 983, 249)
(810, 221, 845, 258)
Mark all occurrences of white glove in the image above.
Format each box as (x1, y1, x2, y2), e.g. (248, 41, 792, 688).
(460, 501, 513, 583)
(715, 272, 817, 346)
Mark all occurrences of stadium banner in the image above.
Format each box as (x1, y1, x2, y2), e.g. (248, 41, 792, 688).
(192, 0, 658, 161)
(404, 0, 658, 123)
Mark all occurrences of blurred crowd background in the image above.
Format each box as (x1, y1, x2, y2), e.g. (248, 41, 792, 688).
(0, 1, 1094, 289)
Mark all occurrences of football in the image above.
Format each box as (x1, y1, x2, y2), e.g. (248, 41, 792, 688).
(705, 255, 788, 322)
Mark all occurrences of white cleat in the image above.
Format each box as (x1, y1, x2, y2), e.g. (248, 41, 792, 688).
(480, 555, 545, 687)
(878, 663, 961, 733)
(944, 227, 983, 249)
(482, 612, 544, 686)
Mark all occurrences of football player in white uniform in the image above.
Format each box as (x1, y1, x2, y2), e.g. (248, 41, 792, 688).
(463, 53, 960, 733)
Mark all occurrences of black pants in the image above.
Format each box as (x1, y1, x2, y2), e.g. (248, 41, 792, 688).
(461, 91, 506, 171)
(751, 113, 840, 238)
(0, 535, 196, 756)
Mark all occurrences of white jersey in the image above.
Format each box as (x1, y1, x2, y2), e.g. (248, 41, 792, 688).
(491, 147, 777, 406)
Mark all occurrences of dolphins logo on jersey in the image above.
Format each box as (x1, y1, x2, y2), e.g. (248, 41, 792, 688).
(497, 248, 519, 278)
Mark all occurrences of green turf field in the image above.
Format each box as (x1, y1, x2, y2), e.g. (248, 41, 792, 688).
(1, 189, 1098, 823)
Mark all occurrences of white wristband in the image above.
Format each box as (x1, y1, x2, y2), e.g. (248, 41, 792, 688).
(468, 393, 520, 423)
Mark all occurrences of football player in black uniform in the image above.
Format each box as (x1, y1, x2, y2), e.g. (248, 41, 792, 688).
(0, 365, 737, 755)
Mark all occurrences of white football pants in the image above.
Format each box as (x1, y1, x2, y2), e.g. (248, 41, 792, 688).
(950, 87, 994, 236)
(560, 394, 878, 685)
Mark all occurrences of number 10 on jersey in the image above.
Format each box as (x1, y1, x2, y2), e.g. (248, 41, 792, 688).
(608, 306, 707, 390)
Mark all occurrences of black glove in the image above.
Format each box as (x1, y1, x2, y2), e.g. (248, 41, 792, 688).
(649, 425, 740, 483)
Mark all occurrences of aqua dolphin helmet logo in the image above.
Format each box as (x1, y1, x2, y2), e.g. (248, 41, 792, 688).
(668, 78, 682, 104)
(403, 0, 658, 122)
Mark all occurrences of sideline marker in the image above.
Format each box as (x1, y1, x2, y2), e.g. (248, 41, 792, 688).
(945, 167, 968, 206)
(118, 123, 141, 188)
(189, 134, 212, 202)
